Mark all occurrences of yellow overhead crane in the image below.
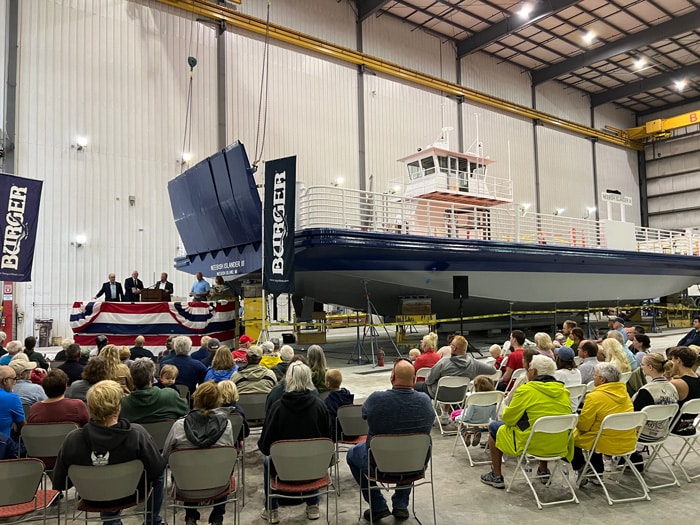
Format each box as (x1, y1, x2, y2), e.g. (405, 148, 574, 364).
(607, 109, 699, 142)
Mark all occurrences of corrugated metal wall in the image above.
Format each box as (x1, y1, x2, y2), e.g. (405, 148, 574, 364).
(0, 0, 6, 146)
(4, 0, 648, 341)
(13, 0, 218, 340)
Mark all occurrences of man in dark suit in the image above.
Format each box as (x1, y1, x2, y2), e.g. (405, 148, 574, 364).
(94, 273, 124, 302)
(154, 272, 174, 301)
(124, 270, 144, 302)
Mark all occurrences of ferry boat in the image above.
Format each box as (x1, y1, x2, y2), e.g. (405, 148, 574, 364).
(168, 140, 700, 319)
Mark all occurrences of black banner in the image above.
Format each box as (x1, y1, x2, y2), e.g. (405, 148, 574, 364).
(263, 156, 296, 294)
(0, 173, 43, 282)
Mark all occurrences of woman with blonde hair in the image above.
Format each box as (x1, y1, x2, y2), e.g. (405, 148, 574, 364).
(217, 380, 250, 441)
(601, 338, 631, 373)
(534, 332, 556, 360)
(204, 345, 238, 383)
(413, 332, 441, 376)
(307, 345, 329, 394)
(99, 344, 133, 394)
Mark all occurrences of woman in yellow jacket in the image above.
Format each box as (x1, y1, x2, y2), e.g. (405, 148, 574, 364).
(571, 362, 636, 475)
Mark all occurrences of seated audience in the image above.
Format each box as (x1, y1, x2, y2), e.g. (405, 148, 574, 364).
(602, 338, 631, 373)
(53, 380, 166, 525)
(231, 346, 277, 395)
(68, 356, 110, 402)
(120, 358, 188, 424)
(120, 346, 134, 368)
(169, 336, 207, 395)
(324, 369, 354, 441)
(260, 341, 282, 369)
(233, 335, 254, 365)
(631, 334, 651, 367)
(259, 362, 330, 524)
(489, 344, 503, 369)
(9, 354, 47, 405)
(162, 381, 234, 525)
(156, 364, 179, 390)
(481, 355, 573, 489)
(0, 340, 23, 366)
(677, 316, 700, 347)
(0, 430, 18, 459)
(100, 344, 134, 394)
(498, 330, 527, 391)
(51, 338, 74, 362)
(265, 355, 313, 415)
(569, 327, 584, 352)
(571, 362, 635, 480)
(408, 348, 421, 363)
(605, 330, 637, 371)
(577, 340, 599, 384)
(307, 345, 329, 394)
(24, 336, 49, 369)
(554, 346, 582, 412)
(130, 336, 155, 361)
(217, 380, 250, 442)
(668, 346, 700, 435)
(0, 365, 24, 444)
(191, 336, 215, 363)
(346, 359, 433, 521)
(57, 343, 85, 384)
(413, 332, 440, 375)
(271, 345, 294, 382)
(28, 369, 89, 426)
(534, 332, 556, 360)
(204, 346, 238, 383)
(452, 374, 497, 447)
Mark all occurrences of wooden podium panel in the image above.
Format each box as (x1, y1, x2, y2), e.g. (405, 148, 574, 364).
(141, 289, 167, 302)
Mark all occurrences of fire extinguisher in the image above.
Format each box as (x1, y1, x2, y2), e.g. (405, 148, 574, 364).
(377, 348, 385, 367)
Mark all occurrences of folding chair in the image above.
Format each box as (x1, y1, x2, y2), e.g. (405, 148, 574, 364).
(362, 433, 435, 525)
(335, 405, 369, 494)
(577, 412, 650, 505)
(565, 384, 587, 413)
(415, 368, 431, 383)
(237, 392, 268, 431)
(168, 446, 239, 525)
(619, 371, 633, 384)
(504, 368, 526, 394)
(451, 391, 503, 467)
(637, 403, 680, 490)
(670, 398, 700, 483)
(268, 438, 337, 525)
(140, 420, 176, 452)
(227, 413, 246, 506)
(432, 376, 470, 435)
(0, 458, 60, 525)
(506, 414, 579, 509)
(67, 459, 152, 524)
(175, 384, 191, 404)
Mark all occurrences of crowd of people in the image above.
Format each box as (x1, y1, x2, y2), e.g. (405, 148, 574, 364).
(0, 312, 699, 522)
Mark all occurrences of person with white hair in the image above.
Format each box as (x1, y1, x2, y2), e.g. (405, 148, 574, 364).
(168, 336, 207, 395)
(0, 340, 23, 366)
(0, 331, 7, 356)
(272, 345, 294, 382)
(260, 341, 282, 369)
(258, 362, 331, 523)
(481, 354, 573, 489)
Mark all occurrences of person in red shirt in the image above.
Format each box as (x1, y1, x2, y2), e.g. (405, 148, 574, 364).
(28, 369, 89, 427)
(498, 330, 526, 391)
(413, 332, 440, 381)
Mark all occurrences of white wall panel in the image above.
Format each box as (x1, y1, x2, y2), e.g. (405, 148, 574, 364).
(238, 0, 355, 49)
(460, 104, 536, 206)
(461, 53, 531, 107)
(596, 143, 641, 224)
(225, 32, 359, 188)
(594, 103, 635, 131)
(13, 0, 218, 340)
(537, 128, 595, 219)
(363, 14, 456, 82)
(0, 0, 6, 146)
(649, 209, 700, 230)
(364, 76, 457, 193)
(535, 82, 589, 126)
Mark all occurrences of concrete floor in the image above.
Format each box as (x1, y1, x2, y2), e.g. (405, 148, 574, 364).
(58, 327, 700, 525)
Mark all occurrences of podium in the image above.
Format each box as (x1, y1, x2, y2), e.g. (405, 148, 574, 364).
(141, 289, 168, 302)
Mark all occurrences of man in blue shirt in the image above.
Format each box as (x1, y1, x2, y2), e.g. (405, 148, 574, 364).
(0, 365, 24, 440)
(347, 360, 433, 522)
(189, 272, 211, 301)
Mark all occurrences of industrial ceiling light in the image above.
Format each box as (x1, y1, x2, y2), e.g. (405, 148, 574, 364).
(518, 3, 532, 19)
(675, 79, 687, 92)
(634, 57, 646, 70)
(583, 31, 595, 44)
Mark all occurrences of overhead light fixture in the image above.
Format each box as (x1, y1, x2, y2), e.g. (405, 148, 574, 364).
(180, 151, 192, 165)
(583, 31, 595, 44)
(675, 79, 687, 92)
(518, 3, 532, 19)
(634, 57, 646, 69)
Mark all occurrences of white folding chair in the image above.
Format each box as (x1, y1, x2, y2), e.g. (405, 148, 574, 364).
(670, 398, 700, 482)
(432, 376, 470, 435)
(363, 434, 435, 525)
(577, 412, 650, 505)
(334, 405, 368, 495)
(268, 438, 337, 525)
(619, 371, 633, 384)
(506, 414, 579, 509)
(637, 403, 680, 490)
(565, 384, 587, 413)
(504, 368, 526, 393)
(415, 368, 431, 383)
(451, 391, 503, 466)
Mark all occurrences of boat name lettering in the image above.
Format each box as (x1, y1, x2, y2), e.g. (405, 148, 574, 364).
(1, 185, 29, 270)
(211, 260, 244, 271)
(271, 170, 287, 275)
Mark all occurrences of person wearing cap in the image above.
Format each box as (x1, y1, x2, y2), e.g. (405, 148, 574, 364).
(554, 346, 582, 412)
(233, 335, 254, 365)
(130, 335, 155, 362)
(231, 346, 277, 394)
(678, 316, 700, 348)
(260, 341, 282, 369)
(607, 316, 628, 344)
(0, 365, 25, 440)
(190, 336, 213, 362)
(9, 354, 47, 405)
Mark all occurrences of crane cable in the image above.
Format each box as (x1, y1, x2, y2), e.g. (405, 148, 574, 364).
(253, 0, 272, 169)
(181, 2, 200, 173)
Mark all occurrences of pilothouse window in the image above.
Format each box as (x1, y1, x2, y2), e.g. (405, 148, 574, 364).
(420, 156, 435, 176)
(407, 161, 421, 180)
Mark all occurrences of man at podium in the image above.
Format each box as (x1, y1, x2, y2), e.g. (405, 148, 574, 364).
(153, 273, 174, 301)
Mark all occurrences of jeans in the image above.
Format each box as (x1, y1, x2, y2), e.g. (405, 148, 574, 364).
(100, 472, 164, 525)
(263, 456, 320, 510)
(346, 442, 411, 512)
(488, 421, 505, 441)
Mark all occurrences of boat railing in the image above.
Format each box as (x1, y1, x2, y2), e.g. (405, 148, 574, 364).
(297, 185, 698, 256)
